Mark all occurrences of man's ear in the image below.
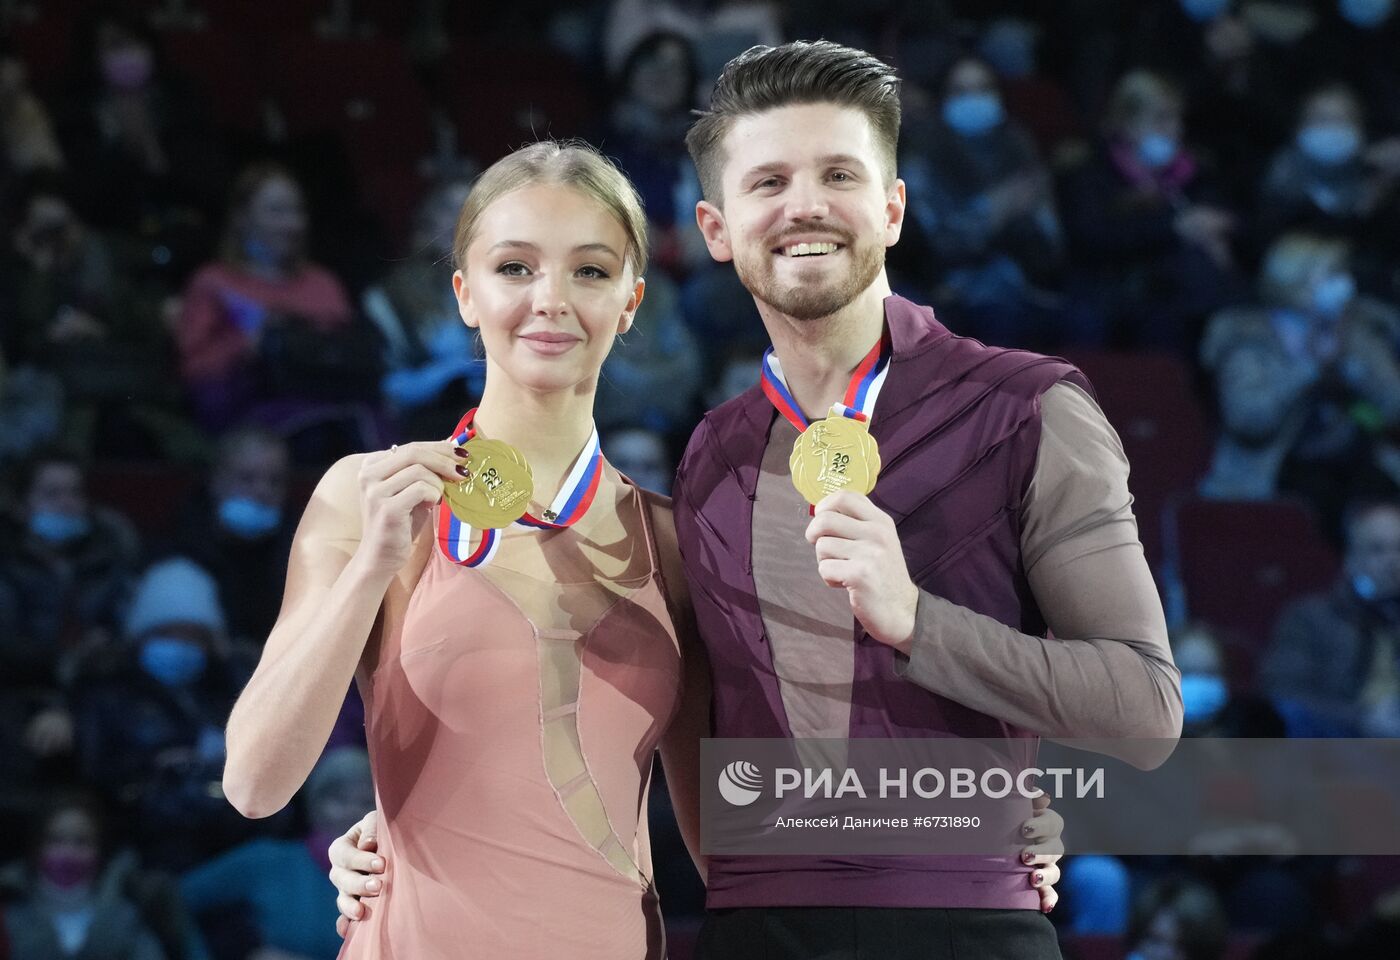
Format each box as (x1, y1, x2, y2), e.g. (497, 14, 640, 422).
(883, 178, 907, 248)
(695, 200, 733, 263)
(452, 270, 477, 328)
(619, 277, 646, 336)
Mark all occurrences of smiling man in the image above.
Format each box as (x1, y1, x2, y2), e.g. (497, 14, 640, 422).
(672, 41, 1182, 959)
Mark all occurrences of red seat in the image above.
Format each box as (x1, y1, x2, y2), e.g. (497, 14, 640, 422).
(91, 462, 202, 541)
(1163, 497, 1339, 686)
(160, 27, 266, 133)
(1061, 350, 1211, 572)
(198, 0, 325, 37)
(444, 41, 596, 164)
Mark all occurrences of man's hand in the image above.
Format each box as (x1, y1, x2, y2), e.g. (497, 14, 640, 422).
(330, 810, 385, 938)
(805, 491, 918, 653)
(1022, 793, 1065, 914)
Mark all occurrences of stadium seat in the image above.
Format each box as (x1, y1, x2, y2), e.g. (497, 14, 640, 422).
(91, 462, 202, 541)
(444, 41, 597, 164)
(1162, 497, 1339, 686)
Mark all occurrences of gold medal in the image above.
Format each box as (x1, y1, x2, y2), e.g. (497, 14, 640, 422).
(443, 437, 535, 528)
(788, 414, 881, 505)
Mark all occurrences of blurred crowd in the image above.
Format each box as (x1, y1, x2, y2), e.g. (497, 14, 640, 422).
(3, 2, 1400, 959)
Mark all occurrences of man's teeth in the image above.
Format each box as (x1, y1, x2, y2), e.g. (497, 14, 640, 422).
(785, 241, 839, 257)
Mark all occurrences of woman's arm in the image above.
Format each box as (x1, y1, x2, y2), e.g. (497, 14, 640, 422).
(646, 492, 712, 884)
(223, 443, 461, 818)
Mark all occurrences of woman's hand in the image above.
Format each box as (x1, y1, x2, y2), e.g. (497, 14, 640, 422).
(331, 810, 385, 937)
(1021, 794, 1066, 913)
(355, 442, 465, 577)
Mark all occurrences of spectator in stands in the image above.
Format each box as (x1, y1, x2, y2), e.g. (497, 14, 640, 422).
(0, 450, 141, 687)
(1258, 82, 1400, 287)
(165, 426, 294, 648)
(70, 558, 260, 871)
(1197, 335, 1313, 501)
(0, 37, 63, 189)
(976, 18, 1083, 160)
(604, 32, 705, 279)
(1128, 1, 1295, 204)
(1125, 877, 1228, 960)
(0, 793, 167, 960)
(1060, 853, 1131, 935)
(899, 54, 1062, 349)
(601, 0, 782, 92)
(1199, 233, 1400, 526)
(175, 162, 370, 436)
(1262, 499, 1400, 737)
(362, 177, 482, 442)
(0, 175, 180, 459)
(1314, 0, 1400, 137)
(0, 344, 63, 471)
(605, 427, 673, 495)
(0, 174, 131, 366)
(1060, 69, 1245, 351)
(1172, 623, 1232, 734)
(180, 747, 373, 960)
(53, 7, 222, 246)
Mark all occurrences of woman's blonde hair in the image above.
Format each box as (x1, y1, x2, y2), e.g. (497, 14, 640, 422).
(452, 140, 648, 278)
(1258, 232, 1349, 306)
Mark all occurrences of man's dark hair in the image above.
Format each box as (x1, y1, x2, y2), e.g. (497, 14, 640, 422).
(684, 41, 901, 205)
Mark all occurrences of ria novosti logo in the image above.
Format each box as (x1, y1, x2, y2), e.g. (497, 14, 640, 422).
(718, 760, 764, 806)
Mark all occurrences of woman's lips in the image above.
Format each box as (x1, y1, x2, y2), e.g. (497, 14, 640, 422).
(520, 333, 581, 356)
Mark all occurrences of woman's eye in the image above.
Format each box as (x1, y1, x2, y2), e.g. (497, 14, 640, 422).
(829, 171, 851, 182)
(577, 265, 610, 279)
(497, 261, 531, 276)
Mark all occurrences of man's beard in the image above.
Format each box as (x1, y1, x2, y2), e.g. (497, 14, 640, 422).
(734, 237, 885, 321)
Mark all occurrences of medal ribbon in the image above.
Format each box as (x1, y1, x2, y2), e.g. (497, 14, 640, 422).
(437, 408, 605, 567)
(759, 333, 892, 432)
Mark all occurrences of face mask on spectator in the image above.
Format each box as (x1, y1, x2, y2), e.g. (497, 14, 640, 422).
(943, 92, 1004, 136)
(1180, 673, 1228, 725)
(218, 496, 282, 539)
(140, 636, 208, 686)
(1181, 0, 1230, 22)
(28, 510, 90, 545)
(1311, 272, 1356, 316)
(38, 849, 98, 891)
(1340, 0, 1395, 29)
(99, 45, 153, 92)
(1136, 132, 1180, 169)
(1297, 123, 1362, 165)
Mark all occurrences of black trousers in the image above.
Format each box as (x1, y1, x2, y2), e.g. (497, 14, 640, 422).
(694, 906, 1063, 960)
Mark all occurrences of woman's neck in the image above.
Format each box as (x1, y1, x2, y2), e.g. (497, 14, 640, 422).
(471, 373, 599, 501)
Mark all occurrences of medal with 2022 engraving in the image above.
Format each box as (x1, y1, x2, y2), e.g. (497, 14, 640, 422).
(760, 333, 893, 507)
(436, 408, 607, 568)
(789, 414, 882, 505)
(442, 437, 534, 528)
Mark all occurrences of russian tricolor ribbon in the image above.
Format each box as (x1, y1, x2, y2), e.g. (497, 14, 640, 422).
(437, 408, 604, 568)
(760, 333, 892, 433)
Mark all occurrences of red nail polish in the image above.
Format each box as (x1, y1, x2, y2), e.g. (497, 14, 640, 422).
(457, 465, 470, 477)
(454, 446, 470, 459)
